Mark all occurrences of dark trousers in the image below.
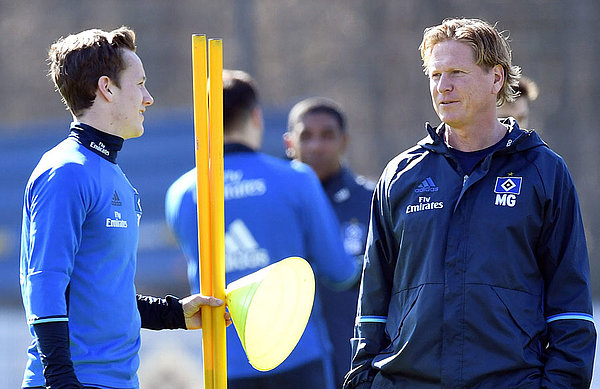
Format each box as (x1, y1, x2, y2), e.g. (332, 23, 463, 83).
(228, 359, 332, 389)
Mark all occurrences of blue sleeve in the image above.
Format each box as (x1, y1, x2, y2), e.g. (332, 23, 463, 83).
(296, 163, 360, 289)
(538, 160, 596, 387)
(23, 164, 87, 325)
(345, 168, 396, 389)
(165, 171, 201, 294)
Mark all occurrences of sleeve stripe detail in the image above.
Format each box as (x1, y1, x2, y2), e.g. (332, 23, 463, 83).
(357, 315, 387, 324)
(28, 316, 69, 325)
(546, 312, 594, 324)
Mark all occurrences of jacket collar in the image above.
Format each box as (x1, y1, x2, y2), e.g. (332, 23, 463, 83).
(418, 118, 546, 155)
(322, 166, 351, 191)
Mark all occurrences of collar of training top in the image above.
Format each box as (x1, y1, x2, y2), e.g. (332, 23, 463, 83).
(68, 122, 124, 164)
(321, 166, 347, 190)
(224, 142, 255, 154)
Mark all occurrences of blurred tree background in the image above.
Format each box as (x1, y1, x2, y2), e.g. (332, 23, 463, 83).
(1, 0, 599, 294)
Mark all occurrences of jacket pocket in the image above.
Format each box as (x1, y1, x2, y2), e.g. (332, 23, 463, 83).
(491, 286, 544, 344)
(385, 284, 423, 344)
(483, 285, 545, 368)
(372, 284, 443, 382)
(463, 285, 545, 387)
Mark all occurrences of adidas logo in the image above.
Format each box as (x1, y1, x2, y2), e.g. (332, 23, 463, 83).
(225, 219, 270, 272)
(415, 177, 439, 193)
(112, 191, 122, 206)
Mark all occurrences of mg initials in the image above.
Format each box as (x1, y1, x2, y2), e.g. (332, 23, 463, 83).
(495, 194, 516, 207)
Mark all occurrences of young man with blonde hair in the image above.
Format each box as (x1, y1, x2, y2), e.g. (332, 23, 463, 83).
(345, 18, 595, 388)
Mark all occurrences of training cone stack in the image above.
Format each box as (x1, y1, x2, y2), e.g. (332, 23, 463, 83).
(225, 256, 315, 371)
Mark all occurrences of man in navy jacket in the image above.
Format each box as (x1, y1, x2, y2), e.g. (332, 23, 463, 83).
(344, 18, 595, 389)
(285, 97, 375, 388)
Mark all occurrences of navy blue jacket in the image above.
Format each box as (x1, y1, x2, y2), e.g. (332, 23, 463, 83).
(319, 167, 375, 387)
(346, 120, 596, 388)
(322, 167, 375, 258)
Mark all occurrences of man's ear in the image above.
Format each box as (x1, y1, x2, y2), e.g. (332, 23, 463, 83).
(282, 132, 295, 159)
(97, 76, 114, 101)
(492, 64, 504, 95)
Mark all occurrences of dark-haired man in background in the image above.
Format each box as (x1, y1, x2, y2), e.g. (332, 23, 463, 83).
(285, 97, 375, 388)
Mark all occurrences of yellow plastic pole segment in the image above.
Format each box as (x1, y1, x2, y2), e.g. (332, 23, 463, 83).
(192, 34, 215, 389)
(208, 38, 227, 389)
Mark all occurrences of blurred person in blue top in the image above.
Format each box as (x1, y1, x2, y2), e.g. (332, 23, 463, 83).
(19, 26, 230, 389)
(284, 97, 375, 388)
(165, 70, 360, 389)
(344, 18, 595, 389)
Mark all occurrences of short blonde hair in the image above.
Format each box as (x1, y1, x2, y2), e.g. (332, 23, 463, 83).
(419, 18, 521, 106)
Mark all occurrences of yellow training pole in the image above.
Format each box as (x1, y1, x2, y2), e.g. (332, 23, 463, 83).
(192, 34, 215, 389)
(208, 38, 227, 389)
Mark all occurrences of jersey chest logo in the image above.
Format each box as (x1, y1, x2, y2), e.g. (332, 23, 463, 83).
(494, 176, 522, 207)
(406, 177, 444, 214)
(106, 211, 128, 228)
(105, 189, 142, 228)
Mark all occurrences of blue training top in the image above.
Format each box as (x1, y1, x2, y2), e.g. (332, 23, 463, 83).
(165, 143, 359, 380)
(20, 123, 143, 388)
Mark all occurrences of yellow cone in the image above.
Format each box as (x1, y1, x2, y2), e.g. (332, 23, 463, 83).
(225, 256, 315, 371)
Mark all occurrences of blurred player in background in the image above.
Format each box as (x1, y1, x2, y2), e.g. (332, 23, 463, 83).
(497, 75, 538, 128)
(345, 18, 595, 388)
(165, 70, 360, 389)
(20, 27, 229, 389)
(284, 97, 374, 388)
